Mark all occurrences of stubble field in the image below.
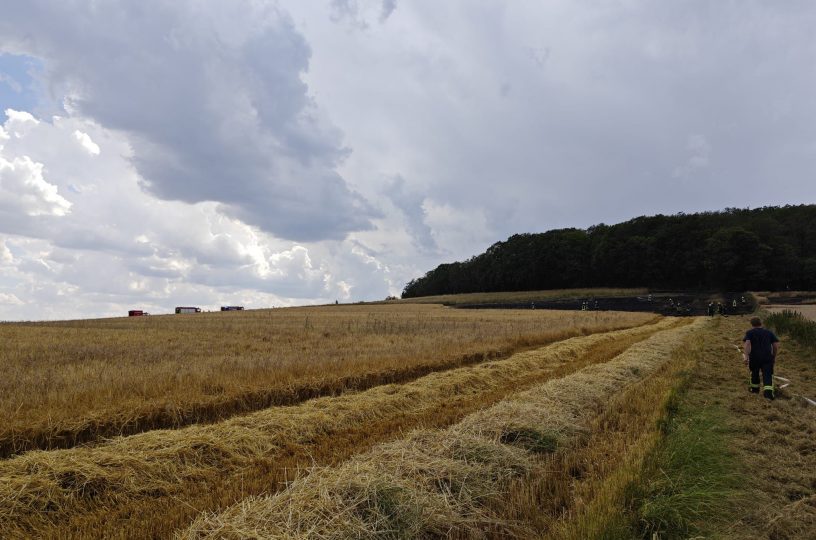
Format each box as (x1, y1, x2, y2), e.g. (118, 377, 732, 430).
(3, 298, 810, 538)
(0, 304, 653, 457)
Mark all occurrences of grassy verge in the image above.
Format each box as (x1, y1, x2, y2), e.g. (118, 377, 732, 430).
(766, 309, 816, 347)
(559, 313, 816, 539)
(630, 401, 743, 538)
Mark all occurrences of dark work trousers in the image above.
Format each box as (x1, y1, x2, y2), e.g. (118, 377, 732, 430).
(748, 357, 774, 390)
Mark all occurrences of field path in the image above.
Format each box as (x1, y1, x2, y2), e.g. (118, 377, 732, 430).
(0, 318, 682, 539)
(676, 316, 816, 538)
(538, 314, 816, 539)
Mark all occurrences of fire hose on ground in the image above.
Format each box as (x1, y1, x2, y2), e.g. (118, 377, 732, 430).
(733, 345, 816, 407)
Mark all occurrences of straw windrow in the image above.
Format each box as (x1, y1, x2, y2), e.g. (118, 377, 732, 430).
(180, 318, 705, 539)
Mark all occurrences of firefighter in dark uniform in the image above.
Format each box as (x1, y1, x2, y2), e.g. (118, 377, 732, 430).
(742, 317, 780, 400)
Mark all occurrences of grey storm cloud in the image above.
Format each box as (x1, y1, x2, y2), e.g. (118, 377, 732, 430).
(3, 0, 816, 322)
(299, 1, 816, 239)
(0, 0, 378, 242)
(380, 0, 399, 22)
(330, 0, 398, 28)
(383, 175, 436, 252)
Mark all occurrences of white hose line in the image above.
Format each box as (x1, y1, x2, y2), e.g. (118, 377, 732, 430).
(772, 375, 791, 389)
(732, 345, 815, 406)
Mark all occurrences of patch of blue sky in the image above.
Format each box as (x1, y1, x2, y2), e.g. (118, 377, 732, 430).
(0, 53, 44, 114)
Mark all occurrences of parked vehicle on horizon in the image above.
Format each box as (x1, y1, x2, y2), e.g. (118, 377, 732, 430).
(220, 306, 244, 311)
(175, 307, 201, 314)
(128, 310, 149, 317)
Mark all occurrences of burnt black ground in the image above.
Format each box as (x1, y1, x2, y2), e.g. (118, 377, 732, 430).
(454, 292, 754, 317)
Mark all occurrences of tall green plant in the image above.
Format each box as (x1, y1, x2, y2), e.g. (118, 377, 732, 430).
(766, 310, 816, 348)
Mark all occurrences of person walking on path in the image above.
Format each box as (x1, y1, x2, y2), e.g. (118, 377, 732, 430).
(743, 316, 780, 400)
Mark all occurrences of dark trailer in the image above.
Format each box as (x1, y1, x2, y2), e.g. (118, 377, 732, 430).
(220, 306, 244, 311)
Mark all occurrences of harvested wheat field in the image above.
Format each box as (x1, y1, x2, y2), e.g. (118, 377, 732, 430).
(0, 314, 672, 538)
(0, 303, 653, 457)
(3, 303, 814, 539)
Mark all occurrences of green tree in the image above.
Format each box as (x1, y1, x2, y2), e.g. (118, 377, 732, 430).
(704, 227, 771, 290)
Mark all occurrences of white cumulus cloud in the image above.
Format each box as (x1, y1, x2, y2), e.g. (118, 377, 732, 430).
(0, 155, 72, 216)
(0, 1, 378, 241)
(0, 237, 12, 264)
(73, 130, 100, 155)
(0, 292, 23, 306)
(0, 108, 401, 319)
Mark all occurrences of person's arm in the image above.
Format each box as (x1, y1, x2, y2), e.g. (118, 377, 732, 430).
(743, 339, 751, 364)
(772, 341, 780, 358)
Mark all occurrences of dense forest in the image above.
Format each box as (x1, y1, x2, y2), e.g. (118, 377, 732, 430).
(402, 205, 816, 297)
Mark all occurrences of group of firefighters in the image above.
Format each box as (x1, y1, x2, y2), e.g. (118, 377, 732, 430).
(579, 299, 599, 311)
(707, 295, 747, 316)
(572, 295, 750, 315)
(566, 292, 781, 400)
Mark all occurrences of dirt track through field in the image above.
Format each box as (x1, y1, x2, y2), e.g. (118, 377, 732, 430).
(0, 319, 682, 539)
(684, 316, 816, 538)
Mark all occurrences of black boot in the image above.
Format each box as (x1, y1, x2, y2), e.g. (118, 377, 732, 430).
(763, 389, 775, 400)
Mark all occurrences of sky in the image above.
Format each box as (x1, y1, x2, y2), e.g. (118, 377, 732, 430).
(1, 1, 815, 320)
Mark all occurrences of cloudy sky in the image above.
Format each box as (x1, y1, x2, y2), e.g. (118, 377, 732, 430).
(1, 1, 815, 320)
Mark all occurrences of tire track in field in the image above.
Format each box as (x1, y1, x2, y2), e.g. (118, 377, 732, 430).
(0, 319, 683, 539)
(0, 320, 658, 459)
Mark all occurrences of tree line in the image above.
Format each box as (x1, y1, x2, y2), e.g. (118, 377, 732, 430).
(402, 205, 816, 297)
